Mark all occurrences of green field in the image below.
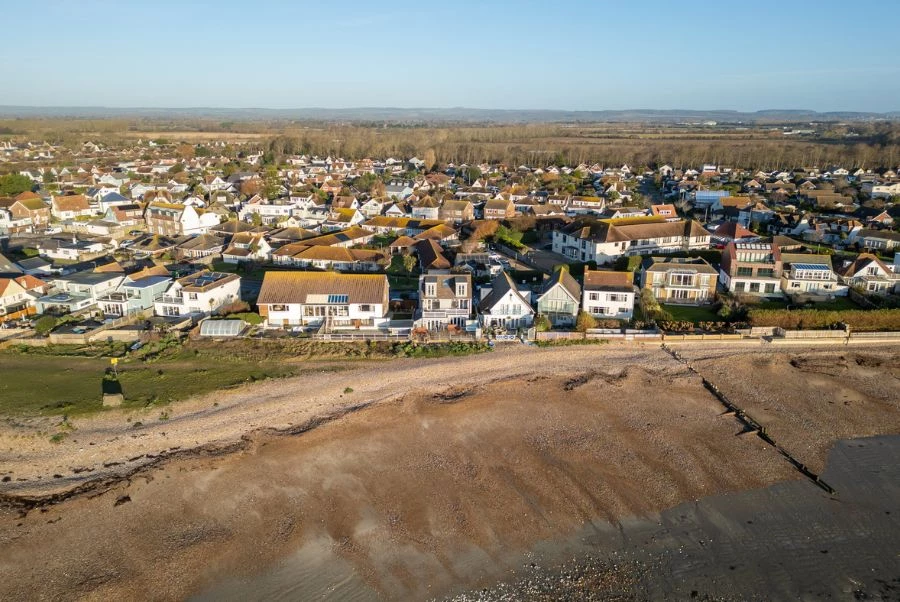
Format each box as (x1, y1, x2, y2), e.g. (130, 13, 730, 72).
(0, 351, 304, 416)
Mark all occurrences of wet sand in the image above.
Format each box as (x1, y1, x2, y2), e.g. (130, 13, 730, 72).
(0, 344, 898, 601)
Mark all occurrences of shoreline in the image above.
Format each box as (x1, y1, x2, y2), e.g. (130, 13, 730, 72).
(0, 342, 898, 600)
(1, 341, 898, 503)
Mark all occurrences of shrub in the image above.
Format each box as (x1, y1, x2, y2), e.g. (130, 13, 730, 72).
(748, 308, 900, 332)
(575, 311, 597, 332)
(344, 387, 354, 394)
(34, 315, 59, 335)
(533, 314, 552, 332)
(227, 312, 263, 325)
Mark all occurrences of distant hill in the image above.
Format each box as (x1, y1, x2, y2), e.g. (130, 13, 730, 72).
(0, 105, 898, 124)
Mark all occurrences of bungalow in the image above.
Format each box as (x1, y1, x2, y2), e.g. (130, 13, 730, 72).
(649, 204, 679, 221)
(641, 256, 718, 305)
(535, 266, 581, 327)
(154, 271, 241, 317)
(417, 270, 473, 331)
(276, 245, 386, 272)
(321, 208, 365, 232)
(363, 216, 444, 237)
(37, 236, 106, 261)
(222, 233, 272, 264)
(582, 270, 636, 320)
(257, 271, 389, 330)
(477, 272, 534, 331)
(856, 229, 900, 251)
(177, 233, 226, 260)
(51, 194, 93, 220)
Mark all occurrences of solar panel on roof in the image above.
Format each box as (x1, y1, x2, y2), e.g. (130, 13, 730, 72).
(327, 294, 349, 303)
(793, 263, 829, 271)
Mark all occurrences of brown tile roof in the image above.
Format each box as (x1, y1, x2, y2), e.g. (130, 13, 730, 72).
(52, 194, 90, 212)
(583, 269, 634, 292)
(257, 271, 387, 305)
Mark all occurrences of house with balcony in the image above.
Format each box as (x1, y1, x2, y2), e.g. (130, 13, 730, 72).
(416, 270, 473, 331)
(719, 241, 783, 297)
(97, 269, 173, 317)
(535, 266, 581, 327)
(552, 217, 710, 264)
(640, 256, 718, 305)
(779, 254, 847, 298)
(146, 202, 219, 236)
(153, 271, 241, 317)
(36, 270, 125, 314)
(477, 272, 534, 331)
(582, 269, 636, 320)
(256, 271, 389, 330)
(837, 253, 898, 294)
(0, 275, 48, 321)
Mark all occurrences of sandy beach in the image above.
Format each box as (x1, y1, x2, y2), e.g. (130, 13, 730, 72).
(1, 343, 899, 600)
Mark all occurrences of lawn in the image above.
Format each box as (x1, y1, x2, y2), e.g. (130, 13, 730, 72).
(803, 297, 862, 311)
(0, 348, 303, 416)
(661, 303, 721, 323)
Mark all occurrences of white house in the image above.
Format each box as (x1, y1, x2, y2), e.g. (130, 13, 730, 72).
(153, 271, 241, 317)
(552, 218, 710, 264)
(477, 272, 534, 331)
(256, 271, 389, 330)
(582, 269, 636, 320)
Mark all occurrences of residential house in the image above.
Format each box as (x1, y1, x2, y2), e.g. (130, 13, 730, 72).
(51, 194, 93, 220)
(483, 198, 516, 220)
(146, 202, 219, 236)
(719, 241, 783, 296)
(35, 270, 125, 314)
(439, 200, 475, 223)
(154, 271, 241, 317)
(582, 270, 636, 320)
(176, 234, 226, 260)
(222, 233, 272, 264)
(0, 194, 51, 229)
(37, 236, 106, 261)
(97, 268, 173, 317)
(838, 254, 898, 294)
(780, 254, 847, 298)
(650, 204, 679, 221)
(856, 229, 900, 251)
(417, 270, 473, 330)
(275, 245, 386, 272)
(477, 272, 534, 331)
(535, 266, 581, 327)
(0, 276, 47, 321)
(257, 271, 389, 330)
(640, 256, 718, 305)
(411, 196, 440, 220)
(552, 217, 710, 264)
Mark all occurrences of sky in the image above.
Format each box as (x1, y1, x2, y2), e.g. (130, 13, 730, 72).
(2, 0, 899, 112)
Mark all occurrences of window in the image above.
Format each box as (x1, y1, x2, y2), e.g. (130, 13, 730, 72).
(737, 267, 753, 277)
(456, 284, 467, 297)
(188, 292, 198, 300)
(425, 284, 436, 297)
(764, 283, 775, 294)
(758, 269, 775, 278)
(359, 304, 371, 312)
(671, 289, 689, 300)
(589, 292, 599, 301)
(749, 282, 760, 293)
(272, 304, 287, 312)
(669, 272, 693, 286)
(608, 293, 627, 303)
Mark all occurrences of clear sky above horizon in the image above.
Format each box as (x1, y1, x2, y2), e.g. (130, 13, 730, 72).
(2, 0, 898, 112)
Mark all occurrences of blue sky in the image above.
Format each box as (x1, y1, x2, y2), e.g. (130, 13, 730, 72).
(2, 0, 898, 111)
